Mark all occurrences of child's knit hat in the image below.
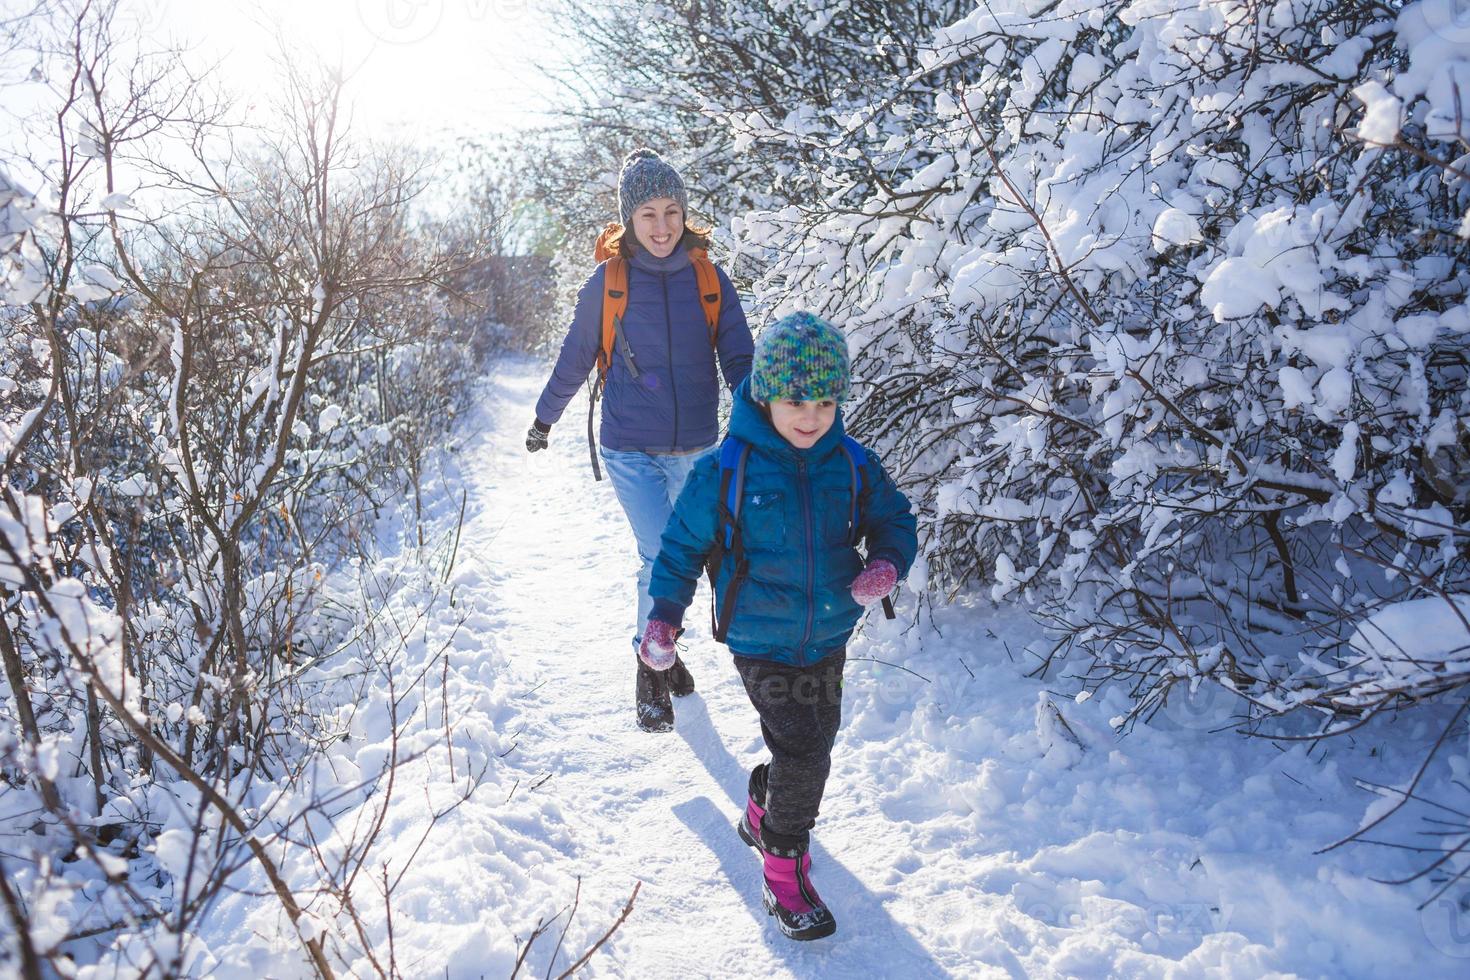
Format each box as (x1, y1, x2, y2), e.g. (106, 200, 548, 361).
(750, 311, 851, 403)
(618, 149, 688, 226)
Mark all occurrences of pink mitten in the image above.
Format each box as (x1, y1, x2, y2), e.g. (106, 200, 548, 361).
(639, 618, 681, 671)
(849, 559, 897, 606)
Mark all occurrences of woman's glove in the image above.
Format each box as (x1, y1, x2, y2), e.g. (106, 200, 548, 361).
(849, 559, 897, 606)
(639, 618, 682, 671)
(525, 419, 551, 452)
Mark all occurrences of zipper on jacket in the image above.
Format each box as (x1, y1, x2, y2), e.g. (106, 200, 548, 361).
(662, 274, 679, 449)
(798, 457, 814, 664)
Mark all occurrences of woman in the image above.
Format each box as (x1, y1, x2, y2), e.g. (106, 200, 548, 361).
(525, 148, 754, 733)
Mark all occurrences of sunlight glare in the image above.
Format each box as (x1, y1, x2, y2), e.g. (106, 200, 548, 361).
(139, 0, 558, 141)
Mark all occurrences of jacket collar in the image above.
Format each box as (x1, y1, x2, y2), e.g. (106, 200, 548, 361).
(628, 242, 693, 275)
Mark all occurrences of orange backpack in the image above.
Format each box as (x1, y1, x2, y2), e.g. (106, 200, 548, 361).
(586, 223, 723, 480)
(592, 222, 722, 386)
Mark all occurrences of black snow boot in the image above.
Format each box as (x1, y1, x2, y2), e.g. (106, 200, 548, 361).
(666, 655, 695, 697)
(635, 655, 674, 733)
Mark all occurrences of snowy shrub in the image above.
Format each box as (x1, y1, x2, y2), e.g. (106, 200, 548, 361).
(0, 5, 494, 974)
(551, 0, 1469, 728)
(434, 139, 561, 352)
(541, 0, 973, 286)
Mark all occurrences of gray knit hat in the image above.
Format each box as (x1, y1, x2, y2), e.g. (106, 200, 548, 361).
(750, 311, 851, 403)
(618, 148, 688, 226)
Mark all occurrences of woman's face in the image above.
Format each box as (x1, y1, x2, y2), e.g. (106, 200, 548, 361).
(768, 399, 837, 449)
(631, 197, 684, 258)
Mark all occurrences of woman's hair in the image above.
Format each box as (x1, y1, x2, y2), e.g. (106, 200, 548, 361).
(606, 220, 713, 258)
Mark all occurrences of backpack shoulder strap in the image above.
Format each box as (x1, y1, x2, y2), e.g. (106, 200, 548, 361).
(587, 256, 630, 483)
(840, 435, 896, 620)
(719, 436, 751, 545)
(708, 436, 752, 643)
(687, 248, 722, 346)
(599, 256, 629, 383)
(840, 436, 866, 544)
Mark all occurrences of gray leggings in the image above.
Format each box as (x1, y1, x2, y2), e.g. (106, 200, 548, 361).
(733, 649, 846, 840)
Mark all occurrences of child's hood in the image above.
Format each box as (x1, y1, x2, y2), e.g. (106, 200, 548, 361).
(727, 376, 848, 461)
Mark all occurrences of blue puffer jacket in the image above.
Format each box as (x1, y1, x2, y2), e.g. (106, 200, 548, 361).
(649, 378, 918, 666)
(534, 244, 753, 453)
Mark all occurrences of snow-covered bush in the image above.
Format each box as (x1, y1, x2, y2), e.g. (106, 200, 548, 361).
(540, 0, 973, 282)
(552, 0, 1469, 728)
(0, 5, 492, 974)
(433, 139, 561, 351)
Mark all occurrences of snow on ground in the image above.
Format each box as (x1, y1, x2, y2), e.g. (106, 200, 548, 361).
(198, 355, 1470, 978)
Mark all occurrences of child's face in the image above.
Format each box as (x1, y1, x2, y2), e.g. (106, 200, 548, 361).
(768, 399, 837, 449)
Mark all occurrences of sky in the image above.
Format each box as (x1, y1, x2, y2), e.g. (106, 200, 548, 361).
(0, 0, 568, 170)
(0, 0, 577, 220)
(145, 0, 565, 140)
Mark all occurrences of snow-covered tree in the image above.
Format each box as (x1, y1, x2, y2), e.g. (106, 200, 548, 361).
(550, 0, 1470, 729)
(1, 4, 492, 973)
(541, 0, 972, 274)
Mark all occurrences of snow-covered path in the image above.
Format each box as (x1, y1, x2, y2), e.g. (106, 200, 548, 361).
(390, 356, 1469, 979)
(453, 362, 953, 977)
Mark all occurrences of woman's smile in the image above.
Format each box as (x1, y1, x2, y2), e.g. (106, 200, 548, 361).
(632, 198, 685, 258)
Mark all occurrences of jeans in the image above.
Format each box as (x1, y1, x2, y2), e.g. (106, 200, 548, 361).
(601, 445, 710, 651)
(734, 649, 846, 840)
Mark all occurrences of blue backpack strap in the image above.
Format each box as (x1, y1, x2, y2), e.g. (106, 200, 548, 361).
(720, 436, 750, 548)
(841, 435, 865, 483)
(840, 436, 865, 545)
(841, 435, 897, 621)
(708, 436, 752, 642)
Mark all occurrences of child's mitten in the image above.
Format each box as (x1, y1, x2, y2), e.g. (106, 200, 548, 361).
(639, 618, 682, 670)
(849, 559, 897, 606)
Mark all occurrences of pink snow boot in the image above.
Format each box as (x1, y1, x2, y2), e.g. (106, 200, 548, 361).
(757, 825, 836, 941)
(736, 763, 769, 852)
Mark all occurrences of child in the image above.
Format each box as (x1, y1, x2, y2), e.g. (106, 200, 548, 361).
(639, 311, 918, 940)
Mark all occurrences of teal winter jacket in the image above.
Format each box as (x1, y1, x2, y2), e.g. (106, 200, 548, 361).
(648, 378, 918, 665)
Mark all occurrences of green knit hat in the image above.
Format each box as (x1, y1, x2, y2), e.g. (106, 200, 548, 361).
(750, 311, 850, 403)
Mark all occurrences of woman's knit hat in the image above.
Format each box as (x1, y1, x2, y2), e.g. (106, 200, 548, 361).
(618, 148, 688, 226)
(750, 311, 851, 403)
